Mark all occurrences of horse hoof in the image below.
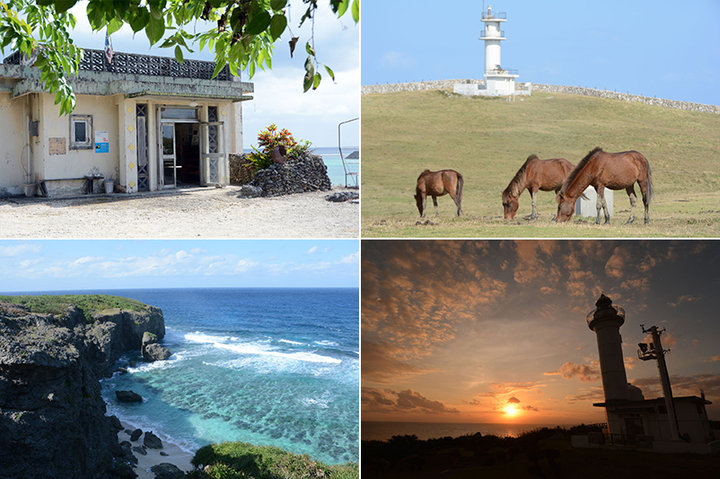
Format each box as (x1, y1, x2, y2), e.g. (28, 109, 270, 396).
(644, 219, 650, 224)
(626, 218, 634, 225)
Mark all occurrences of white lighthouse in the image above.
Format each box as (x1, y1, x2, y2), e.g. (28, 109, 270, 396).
(453, 5, 531, 97)
(580, 294, 715, 451)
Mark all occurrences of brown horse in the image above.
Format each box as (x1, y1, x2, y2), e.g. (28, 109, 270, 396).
(414, 169, 463, 217)
(502, 155, 575, 220)
(556, 147, 652, 224)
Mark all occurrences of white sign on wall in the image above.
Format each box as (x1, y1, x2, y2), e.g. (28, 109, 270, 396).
(95, 130, 109, 153)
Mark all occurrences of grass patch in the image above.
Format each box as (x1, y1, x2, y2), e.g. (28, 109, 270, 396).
(0, 294, 146, 322)
(361, 90, 720, 237)
(190, 442, 358, 479)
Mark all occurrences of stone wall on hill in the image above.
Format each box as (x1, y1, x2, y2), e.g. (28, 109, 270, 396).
(362, 81, 720, 114)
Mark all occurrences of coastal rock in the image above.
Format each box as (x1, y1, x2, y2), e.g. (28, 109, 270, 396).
(150, 463, 185, 479)
(119, 441, 138, 465)
(109, 415, 124, 431)
(116, 390, 143, 402)
(325, 191, 359, 202)
(141, 331, 172, 362)
(130, 428, 143, 441)
(144, 431, 163, 449)
(237, 184, 264, 198)
(143, 342, 172, 362)
(132, 445, 147, 456)
(0, 298, 166, 479)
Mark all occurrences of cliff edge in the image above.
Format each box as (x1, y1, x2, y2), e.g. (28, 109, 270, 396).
(0, 296, 165, 479)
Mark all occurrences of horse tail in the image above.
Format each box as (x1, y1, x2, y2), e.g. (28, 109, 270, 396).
(456, 171, 464, 215)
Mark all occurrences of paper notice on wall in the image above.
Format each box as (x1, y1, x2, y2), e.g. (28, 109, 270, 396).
(94, 131, 109, 153)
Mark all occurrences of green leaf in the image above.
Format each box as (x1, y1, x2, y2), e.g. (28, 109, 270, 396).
(146, 14, 165, 44)
(211, 60, 225, 79)
(244, 11, 271, 35)
(129, 8, 149, 33)
(303, 71, 313, 92)
(36, 0, 54, 5)
(174, 45, 183, 63)
(270, 0, 287, 11)
(352, 0, 359, 23)
(228, 60, 238, 77)
(305, 42, 314, 56)
(53, 0, 76, 13)
(149, 4, 163, 20)
(269, 14, 286, 40)
(106, 17, 123, 35)
(336, 0, 349, 18)
(86, 2, 106, 29)
(312, 72, 321, 90)
(324, 65, 335, 81)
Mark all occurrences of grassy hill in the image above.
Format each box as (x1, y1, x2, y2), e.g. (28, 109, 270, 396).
(361, 90, 720, 237)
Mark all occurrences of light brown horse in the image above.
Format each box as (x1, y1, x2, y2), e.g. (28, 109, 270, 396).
(414, 169, 463, 217)
(556, 147, 652, 224)
(502, 155, 575, 220)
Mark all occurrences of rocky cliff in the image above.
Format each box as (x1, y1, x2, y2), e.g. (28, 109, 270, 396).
(0, 297, 165, 479)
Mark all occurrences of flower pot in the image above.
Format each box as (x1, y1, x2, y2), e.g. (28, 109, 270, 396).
(23, 183, 36, 197)
(104, 180, 114, 194)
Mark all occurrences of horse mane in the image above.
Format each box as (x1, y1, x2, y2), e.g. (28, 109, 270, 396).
(417, 169, 432, 181)
(502, 155, 537, 200)
(560, 147, 603, 196)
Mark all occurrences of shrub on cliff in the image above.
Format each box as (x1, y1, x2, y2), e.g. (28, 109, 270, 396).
(190, 442, 358, 479)
(0, 294, 146, 322)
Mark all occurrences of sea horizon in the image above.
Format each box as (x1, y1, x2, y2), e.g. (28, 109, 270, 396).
(362, 420, 588, 442)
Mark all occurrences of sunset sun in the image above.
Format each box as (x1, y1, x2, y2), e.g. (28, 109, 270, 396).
(503, 405, 520, 417)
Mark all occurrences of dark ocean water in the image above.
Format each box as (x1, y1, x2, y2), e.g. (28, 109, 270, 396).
(362, 422, 558, 441)
(22, 288, 359, 464)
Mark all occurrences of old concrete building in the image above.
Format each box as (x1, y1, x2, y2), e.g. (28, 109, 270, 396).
(0, 49, 252, 197)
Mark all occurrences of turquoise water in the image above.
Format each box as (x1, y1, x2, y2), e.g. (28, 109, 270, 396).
(95, 288, 358, 465)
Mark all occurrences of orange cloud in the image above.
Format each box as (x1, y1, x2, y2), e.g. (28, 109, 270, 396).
(545, 361, 600, 382)
(362, 387, 460, 415)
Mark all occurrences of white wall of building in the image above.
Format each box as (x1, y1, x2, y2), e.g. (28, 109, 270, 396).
(0, 92, 26, 195)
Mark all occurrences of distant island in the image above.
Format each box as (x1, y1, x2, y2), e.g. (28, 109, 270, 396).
(0, 295, 358, 479)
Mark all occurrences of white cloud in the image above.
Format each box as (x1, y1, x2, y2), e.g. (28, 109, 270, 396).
(306, 246, 318, 255)
(339, 251, 359, 264)
(0, 244, 41, 257)
(378, 50, 416, 69)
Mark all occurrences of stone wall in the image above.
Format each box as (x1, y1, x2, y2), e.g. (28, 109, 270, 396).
(362, 81, 720, 114)
(229, 153, 254, 185)
(249, 152, 331, 197)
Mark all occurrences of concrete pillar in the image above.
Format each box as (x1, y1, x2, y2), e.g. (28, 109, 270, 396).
(118, 98, 138, 193)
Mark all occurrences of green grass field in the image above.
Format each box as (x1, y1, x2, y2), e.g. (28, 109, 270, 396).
(361, 90, 720, 237)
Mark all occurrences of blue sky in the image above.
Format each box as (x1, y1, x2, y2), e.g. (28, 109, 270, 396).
(1, 1, 359, 149)
(0, 240, 359, 292)
(362, 0, 720, 105)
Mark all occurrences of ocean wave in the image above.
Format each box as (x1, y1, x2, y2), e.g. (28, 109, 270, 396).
(184, 331, 341, 365)
(278, 339, 304, 345)
(314, 340, 339, 347)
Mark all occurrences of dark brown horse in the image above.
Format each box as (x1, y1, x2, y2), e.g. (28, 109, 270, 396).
(414, 169, 463, 217)
(556, 147, 652, 224)
(502, 155, 575, 220)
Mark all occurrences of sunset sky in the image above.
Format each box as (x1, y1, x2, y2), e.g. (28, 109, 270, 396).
(362, 240, 720, 425)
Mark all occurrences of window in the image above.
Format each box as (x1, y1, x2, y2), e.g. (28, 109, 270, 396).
(70, 114, 93, 149)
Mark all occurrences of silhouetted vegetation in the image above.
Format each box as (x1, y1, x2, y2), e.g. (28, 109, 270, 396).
(362, 425, 720, 478)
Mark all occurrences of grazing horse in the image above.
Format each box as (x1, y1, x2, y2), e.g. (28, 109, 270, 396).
(556, 147, 652, 224)
(414, 169, 463, 217)
(501, 155, 575, 220)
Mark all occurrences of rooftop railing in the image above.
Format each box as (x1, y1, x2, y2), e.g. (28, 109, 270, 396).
(482, 11, 507, 20)
(4, 48, 232, 81)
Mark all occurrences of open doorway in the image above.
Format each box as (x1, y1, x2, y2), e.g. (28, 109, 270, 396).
(174, 123, 200, 185)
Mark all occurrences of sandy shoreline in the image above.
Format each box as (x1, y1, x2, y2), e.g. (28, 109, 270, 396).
(117, 420, 196, 479)
(0, 186, 359, 238)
